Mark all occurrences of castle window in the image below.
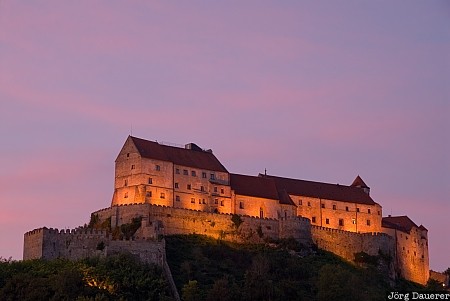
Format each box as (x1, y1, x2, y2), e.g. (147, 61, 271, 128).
(183, 169, 188, 175)
(332, 205, 336, 210)
(160, 192, 165, 199)
(405, 236, 408, 240)
(220, 200, 224, 206)
(199, 199, 201, 204)
(127, 153, 130, 157)
(368, 209, 371, 214)
(378, 211, 380, 215)
(345, 206, 349, 211)
(239, 202, 244, 209)
(191, 198, 195, 204)
(352, 218, 356, 224)
(124, 192, 128, 198)
(131, 165, 135, 170)
(325, 218, 330, 225)
(421, 255, 424, 259)
(299, 199, 302, 205)
(312, 217, 316, 223)
(215, 198, 218, 204)
(191, 170, 196, 177)
(260, 208, 264, 219)
(366, 219, 370, 226)
(356, 208, 360, 212)
(414, 251, 416, 256)
(221, 188, 224, 194)
(339, 219, 344, 226)
(187, 184, 191, 190)
(124, 179, 128, 186)
(202, 172, 207, 178)
(156, 165, 161, 171)
(321, 204, 325, 209)
(210, 173, 215, 180)
(146, 191, 152, 197)
(175, 183, 179, 188)
(201, 186, 205, 192)
(176, 168, 180, 174)
(214, 187, 218, 193)
(307, 202, 311, 207)
(176, 195, 180, 201)
(202, 199, 206, 204)
(148, 178, 153, 184)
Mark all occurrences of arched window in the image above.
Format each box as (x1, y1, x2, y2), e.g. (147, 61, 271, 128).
(260, 208, 264, 219)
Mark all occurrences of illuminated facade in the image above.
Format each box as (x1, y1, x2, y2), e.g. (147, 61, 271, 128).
(113, 136, 383, 233)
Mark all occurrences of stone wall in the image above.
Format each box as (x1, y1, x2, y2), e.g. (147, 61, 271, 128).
(23, 227, 165, 267)
(92, 203, 312, 245)
(311, 225, 395, 260)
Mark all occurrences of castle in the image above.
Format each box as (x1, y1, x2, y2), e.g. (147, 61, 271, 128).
(24, 136, 430, 285)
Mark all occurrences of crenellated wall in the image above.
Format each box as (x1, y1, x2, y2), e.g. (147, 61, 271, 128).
(23, 226, 165, 266)
(311, 225, 395, 261)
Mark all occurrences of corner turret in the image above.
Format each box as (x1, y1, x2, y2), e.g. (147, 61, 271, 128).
(351, 175, 370, 195)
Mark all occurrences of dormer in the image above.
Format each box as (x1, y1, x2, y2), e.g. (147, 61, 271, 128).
(351, 175, 370, 195)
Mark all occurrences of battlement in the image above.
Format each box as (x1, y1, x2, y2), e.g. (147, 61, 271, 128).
(311, 225, 390, 237)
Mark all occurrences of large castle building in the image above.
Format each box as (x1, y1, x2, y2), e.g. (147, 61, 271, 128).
(24, 136, 430, 285)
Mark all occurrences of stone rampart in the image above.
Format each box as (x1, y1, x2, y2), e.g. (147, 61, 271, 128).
(311, 225, 395, 261)
(97, 204, 312, 245)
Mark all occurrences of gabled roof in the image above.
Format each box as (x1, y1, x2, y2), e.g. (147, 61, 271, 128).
(260, 174, 376, 205)
(351, 175, 369, 188)
(230, 173, 279, 201)
(382, 216, 420, 233)
(129, 136, 228, 172)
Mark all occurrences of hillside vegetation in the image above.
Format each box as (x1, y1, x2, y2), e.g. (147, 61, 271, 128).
(1, 235, 441, 301)
(165, 235, 432, 301)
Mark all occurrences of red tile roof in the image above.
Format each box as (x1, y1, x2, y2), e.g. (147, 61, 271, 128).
(351, 175, 369, 188)
(129, 136, 228, 172)
(230, 173, 279, 201)
(260, 174, 377, 205)
(382, 216, 420, 233)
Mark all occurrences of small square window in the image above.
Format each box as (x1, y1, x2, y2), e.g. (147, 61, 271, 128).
(191, 198, 195, 204)
(148, 178, 153, 184)
(339, 219, 344, 226)
(239, 202, 244, 209)
(312, 217, 316, 223)
(131, 165, 135, 170)
(366, 219, 370, 226)
(214, 187, 218, 193)
(345, 206, 349, 211)
(378, 211, 381, 215)
(183, 169, 188, 175)
(176, 195, 180, 201)
(210, 173, 215, 180)
(175, 168, 180, 174)
(124, 192, 128, 198)
(191, 170, 196, 177)
(214, 198, 218, 205)
(175, 183, 179, 188)
(356, 208, 360, 212)
(321, 204, 325, 209)
(352, 218, 356, 224)
(368, 209, 371, 214)
(199, 199, 201, 204)
(156, 165, 161, 171)
(160, 192, 165, 199)
(187, 184, 191, 190)
(220, 200, 224, 206)
(202, 172, 207, 178)
(221, 188, 224, 194)
(325, 218, 329, 225)
(124, 179, 128, 186)
(307, 202, 311, 207)
(146, 191, 152, 197)
(332, 205, 336, 210)
(202, 199, 206, 204)
(126, 153, 130, 157)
